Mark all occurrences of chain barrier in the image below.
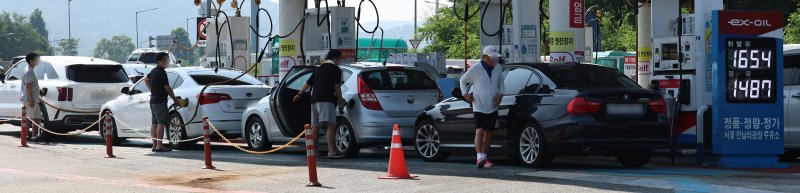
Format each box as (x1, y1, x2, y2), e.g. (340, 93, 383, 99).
(26, 115, 105, 136)
(39, 98, 100, 114)
(206, 118, 305, 154)
(108, 114, 204, 143)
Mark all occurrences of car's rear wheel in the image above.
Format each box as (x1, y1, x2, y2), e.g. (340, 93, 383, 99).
(616, 150, 653, 168)
(245, 116, 271, 151)
(98, 111, 124, 145)
(517, 122, 552, 168)
(167, 113, 195, 150)
(335, 119, 360, 157)
(415, 120, 449, 162)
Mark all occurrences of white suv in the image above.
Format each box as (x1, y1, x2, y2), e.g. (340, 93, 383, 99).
(125, 48, 180, 67)
(0, 56, 132, 139)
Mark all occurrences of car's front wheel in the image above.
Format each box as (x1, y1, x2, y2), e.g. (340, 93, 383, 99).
(616, 151, 652, 167)
(517, 122, 553, 168)
(245, 116, 271, 151)
(166, 113, 195, 149)
(415, 120, 449, 162)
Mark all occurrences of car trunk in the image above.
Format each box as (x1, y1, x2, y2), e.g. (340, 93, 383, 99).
(360, 68, 441, 118)
(580, 88, 663, 121)
(65, 64, 131, 110)
(207, 86, 270, 113)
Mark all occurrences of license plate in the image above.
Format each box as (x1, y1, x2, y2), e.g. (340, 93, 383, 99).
(234, 100, 247, 109)
(606, 104, 644, 115)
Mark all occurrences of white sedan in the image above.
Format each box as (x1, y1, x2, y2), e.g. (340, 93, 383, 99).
(100, 67, 270, 149)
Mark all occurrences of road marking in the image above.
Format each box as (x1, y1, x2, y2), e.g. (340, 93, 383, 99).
(517, 171, 778, 193)
(0, 167, 267, 193)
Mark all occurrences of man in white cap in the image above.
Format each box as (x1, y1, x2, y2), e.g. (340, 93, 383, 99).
(460, 45, 504, 168)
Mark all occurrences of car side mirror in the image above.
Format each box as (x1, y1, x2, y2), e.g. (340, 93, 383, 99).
(451, 87, 463, 100)
(120, 87, 130, 95)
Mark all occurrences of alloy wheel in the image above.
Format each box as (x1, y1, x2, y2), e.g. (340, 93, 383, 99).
(415, 124, 441, 158)
(249, 120, 264, 147)
(335, 124, 350, 152)
(169, 116, 183, 143)
(519, 126, 541, 164)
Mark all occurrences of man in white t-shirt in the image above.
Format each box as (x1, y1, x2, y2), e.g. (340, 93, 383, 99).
(21, 52, 42, 141)
(460, 46, 504, 168)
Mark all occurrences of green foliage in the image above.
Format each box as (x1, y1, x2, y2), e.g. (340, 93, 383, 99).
(787, 4, 800, 44)
(56, 38, 79, 56)
(418, 0, 482, 59)
(30, 9, 47, 41)
(92, 36, 134, 63)
(169, 27, 195, 65)
(0, 12, 52, 60)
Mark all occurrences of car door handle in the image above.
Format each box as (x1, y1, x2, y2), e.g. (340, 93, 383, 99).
(792, 93, 800, 98)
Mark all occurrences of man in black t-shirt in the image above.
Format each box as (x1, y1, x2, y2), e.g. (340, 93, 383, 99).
(144, 52, 180, 152)
(293, 50, 345, 158)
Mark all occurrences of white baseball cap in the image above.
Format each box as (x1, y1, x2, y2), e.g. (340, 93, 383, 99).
(482, 45, 502, 58)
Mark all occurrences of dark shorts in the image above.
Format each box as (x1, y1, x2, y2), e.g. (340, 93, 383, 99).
(474, 111, 499, 131)
(150, 102, 169, 125)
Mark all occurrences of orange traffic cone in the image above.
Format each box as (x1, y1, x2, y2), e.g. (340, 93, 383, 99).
(379, 124, 417, 179)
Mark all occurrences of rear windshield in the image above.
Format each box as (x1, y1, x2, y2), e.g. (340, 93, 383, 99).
(136, 53, 158, 64)
(540, 65, 641, 89)
(190, 73, 263, 86)
(360, 69, 438, 90)
(67, 65, 129, 83)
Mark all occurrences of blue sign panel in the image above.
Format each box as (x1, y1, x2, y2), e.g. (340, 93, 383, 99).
(711, 10, 786, 168)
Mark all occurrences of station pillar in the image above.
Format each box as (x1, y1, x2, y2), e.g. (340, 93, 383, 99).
(636, 2, 652, 88)
(278, 0, 305, 80)
(549, 0, 585, 63)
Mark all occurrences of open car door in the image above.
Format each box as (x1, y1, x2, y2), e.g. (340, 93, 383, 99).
(270, 66, 315, 137)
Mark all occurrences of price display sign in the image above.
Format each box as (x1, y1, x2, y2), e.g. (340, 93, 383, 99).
(725, 38, 777, 103)
(711, 11, 785, 168)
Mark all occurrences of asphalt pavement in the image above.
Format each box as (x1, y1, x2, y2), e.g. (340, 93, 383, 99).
(0, 124, 798, 193)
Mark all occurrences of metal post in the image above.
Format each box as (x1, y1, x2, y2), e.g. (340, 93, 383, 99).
(414, 0, 417, 38)
(68, 0, 72, 40)
(136, 12, 139, 49)
(202, 116, 215, 169)
(636, 2, 652, 88)
(304, 124, 321, 187)
(19, 105, 28, 147)
(104, 111, 116, 158)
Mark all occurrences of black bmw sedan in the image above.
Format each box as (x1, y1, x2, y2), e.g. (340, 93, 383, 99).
(414, 63, 670, 168)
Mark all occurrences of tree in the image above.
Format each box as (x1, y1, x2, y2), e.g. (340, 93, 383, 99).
(93, 36, 135, 63)
(170, 27, 195, 65)
(30, 9, 47, 41)
(786, 4, 800, 44)
(0, 12, 52, 60)
(56, 38, 79, 56)
(418, 0, 482, 59)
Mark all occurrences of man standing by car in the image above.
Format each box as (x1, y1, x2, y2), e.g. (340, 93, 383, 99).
(21, 52, 41, 142)
(460, 46, 504, 168)
(293, 50, 345, 159)
(144, 53, 180, 152)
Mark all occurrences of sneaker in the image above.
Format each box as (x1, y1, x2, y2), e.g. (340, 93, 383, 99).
(484, 160, 495, 167)
(477, 158, 487, 169)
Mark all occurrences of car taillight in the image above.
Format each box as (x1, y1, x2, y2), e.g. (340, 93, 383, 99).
(358, 77, 383, 110)
(57, 87, 73, 101)
(198, 93, 232, 105)
(648, 98, 667, 113)
(567, 97, 601, 114)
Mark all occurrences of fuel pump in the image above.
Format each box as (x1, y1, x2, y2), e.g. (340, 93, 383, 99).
(303, 6, 357, 65)
(478, 0, 541, 64)
(204, 13, 252, 73)
(649, 0, 723, 148)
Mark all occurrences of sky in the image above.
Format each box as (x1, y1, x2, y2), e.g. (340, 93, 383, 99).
(0, 0, 446, 56)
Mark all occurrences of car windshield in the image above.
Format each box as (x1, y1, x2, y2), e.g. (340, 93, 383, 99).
(540, 65, 641, 90)
(360, 69, 438, 90)
(136, 53, 158, 64)
(190, 72, 262, 86)
(67, 65, 129, 83)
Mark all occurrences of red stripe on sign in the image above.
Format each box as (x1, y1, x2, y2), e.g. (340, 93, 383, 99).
(569, 0, 584, 28)
(718, 11, 783, 36)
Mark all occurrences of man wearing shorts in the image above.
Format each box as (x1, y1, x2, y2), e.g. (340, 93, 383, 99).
(144, 52, 180, 152)
(294, 50, 345, 158)
(460, 46, 504, 168)
(21, 52, 42, 141)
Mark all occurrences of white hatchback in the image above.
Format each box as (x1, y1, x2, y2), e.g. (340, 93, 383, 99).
(0, 56, 132, 139)
(100, 67, 270, 149)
